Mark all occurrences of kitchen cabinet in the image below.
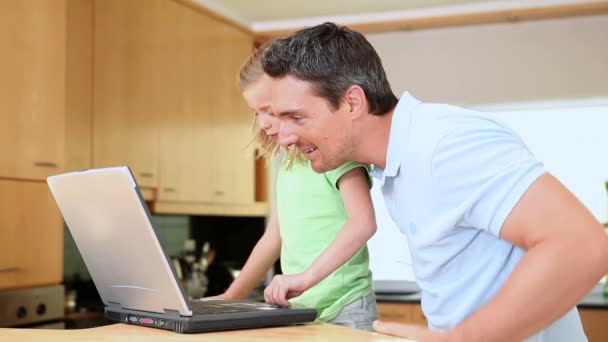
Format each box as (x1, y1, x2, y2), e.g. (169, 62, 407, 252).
(377, 302, 608, 341)
(93, 0, 164, 189)
(579, 308, 608, 342)
(377, 302, 427, 326)
(157, 3, 217, 203)
(0, 0, 265, 219)
(0, 0, 66, 181)
(0, 0, 91, 181)
(205, 22, 256, 205)
(0, 180, 62, 290)
(93, 0, 261, 214)
(64, 0, 93, 173)
(160, 12, 256, 206)
(0, 0, 92, 291)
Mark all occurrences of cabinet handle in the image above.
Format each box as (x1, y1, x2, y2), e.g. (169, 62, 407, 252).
(163, 188, 176, 193)
(139, 172, 154, 178)
(33, 162, 58, 168)
(214, 190, 224, 196)
(0, 267, 22, 272)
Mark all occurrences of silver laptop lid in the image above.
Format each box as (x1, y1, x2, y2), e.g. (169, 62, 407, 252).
(47, 166, 192, 316)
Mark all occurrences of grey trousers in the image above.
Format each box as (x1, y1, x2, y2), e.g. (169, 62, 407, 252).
(329, 290, 378, 332)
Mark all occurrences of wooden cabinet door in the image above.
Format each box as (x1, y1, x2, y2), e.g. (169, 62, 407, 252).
(579, 308, 608, 342)
(377, 302, 428, 326)
(0, 0, 65, 180)
(94, 0, 255, 206)
(0, 180, 63, 290)
(159, 8, 255, 205)
(207, 22, 255, 205)
(93, 0, 163, 188)
(158, 3, 214, 203)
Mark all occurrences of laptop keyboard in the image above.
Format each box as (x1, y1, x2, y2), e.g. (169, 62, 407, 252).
(189, 300, 281, 315)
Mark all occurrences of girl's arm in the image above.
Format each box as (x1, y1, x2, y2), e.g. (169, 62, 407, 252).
(218, 210, 281, 299)
(264, 167, 376, 306)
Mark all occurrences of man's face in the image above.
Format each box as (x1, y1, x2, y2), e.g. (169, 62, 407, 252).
(271, 75, 354, 172)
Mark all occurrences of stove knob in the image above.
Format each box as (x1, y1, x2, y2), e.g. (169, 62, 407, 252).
(16, 306, 27, 319)
(36, 303, 47, 315)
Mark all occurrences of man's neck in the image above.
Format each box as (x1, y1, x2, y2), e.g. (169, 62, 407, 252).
(351, 109, 394, 169)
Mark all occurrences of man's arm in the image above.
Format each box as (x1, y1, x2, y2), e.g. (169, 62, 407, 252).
(217, 210, 281, 300)
(374, 173, 608, 341)
(451, 173, 608, 341)
(264, 167, 376, 306)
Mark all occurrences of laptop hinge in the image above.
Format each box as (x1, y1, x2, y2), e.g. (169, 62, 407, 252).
(163, 309, 181, 318)
(108, 301, 122, 310)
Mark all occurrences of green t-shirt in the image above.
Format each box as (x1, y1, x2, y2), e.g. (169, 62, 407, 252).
(276, 159, 373, 321)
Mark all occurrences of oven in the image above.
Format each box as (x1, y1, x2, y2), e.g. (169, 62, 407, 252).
(0, 285, 64, 328)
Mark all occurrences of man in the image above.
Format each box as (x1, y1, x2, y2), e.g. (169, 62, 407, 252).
(261, 22, 608, 341)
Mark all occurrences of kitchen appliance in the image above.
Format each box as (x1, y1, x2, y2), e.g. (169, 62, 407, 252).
(0, 285, 64, 328)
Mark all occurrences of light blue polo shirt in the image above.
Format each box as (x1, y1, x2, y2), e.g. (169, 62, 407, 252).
(371, 92, 586, 341)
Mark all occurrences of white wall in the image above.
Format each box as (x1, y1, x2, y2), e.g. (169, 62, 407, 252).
(480, 100, 608, 222)
(366, 15, 608, 288)
(367, 15, 608, 105)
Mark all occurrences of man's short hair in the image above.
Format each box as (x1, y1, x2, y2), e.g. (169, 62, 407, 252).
(262, 22, 398, 115)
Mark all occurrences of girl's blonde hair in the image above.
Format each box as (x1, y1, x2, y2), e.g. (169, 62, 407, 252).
(238, 46, 304, 168)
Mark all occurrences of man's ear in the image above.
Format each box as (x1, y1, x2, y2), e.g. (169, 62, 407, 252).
(343, 85, 367, 119)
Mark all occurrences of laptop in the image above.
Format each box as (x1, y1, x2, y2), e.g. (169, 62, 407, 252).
(47, 166, 317, 333)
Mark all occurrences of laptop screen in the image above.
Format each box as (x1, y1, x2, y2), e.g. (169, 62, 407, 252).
(48, 166, 193, 316)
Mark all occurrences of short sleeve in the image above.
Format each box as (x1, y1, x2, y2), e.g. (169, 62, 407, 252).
(324, 161, 372, 190)
(431, 121, 545, 237)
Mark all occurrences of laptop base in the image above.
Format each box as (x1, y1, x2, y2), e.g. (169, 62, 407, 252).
(105, 306, 318, 334)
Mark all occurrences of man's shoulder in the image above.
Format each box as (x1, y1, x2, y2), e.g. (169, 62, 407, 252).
(412, 104, 510, 149)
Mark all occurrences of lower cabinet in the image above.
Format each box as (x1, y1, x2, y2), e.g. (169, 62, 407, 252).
(377, 302, 608, 342)
(377, 302, 427, 326)
(0, 180, 63, 290)
(579, 308, 608, 342)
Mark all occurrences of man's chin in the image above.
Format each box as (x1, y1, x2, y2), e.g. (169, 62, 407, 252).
(310, 160, 329, 173)
(310, 159, 341, 173)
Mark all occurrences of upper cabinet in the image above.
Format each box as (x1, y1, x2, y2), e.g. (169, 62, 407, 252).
(93, 0, 264, 215)
(0, 0, 265, 217)
(157, 4, 215, 203)
(0, 0, 66, 180)
(158, 9, 255, 205)
(206, 22, 256, 205)
(93, 0, 164, 188)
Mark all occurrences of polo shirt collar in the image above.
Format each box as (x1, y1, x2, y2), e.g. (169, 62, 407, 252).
(371, 91, 420, 185)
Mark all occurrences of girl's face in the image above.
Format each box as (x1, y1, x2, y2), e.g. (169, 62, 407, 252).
(242, 74, 280, 141)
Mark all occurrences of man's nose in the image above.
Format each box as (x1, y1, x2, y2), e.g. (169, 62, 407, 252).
(278, 126, 298, 148)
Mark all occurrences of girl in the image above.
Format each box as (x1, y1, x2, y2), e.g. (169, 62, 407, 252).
(215, 48, 378, 331)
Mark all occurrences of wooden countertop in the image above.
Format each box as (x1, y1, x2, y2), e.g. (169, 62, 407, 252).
(0, 322, 407, 341)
